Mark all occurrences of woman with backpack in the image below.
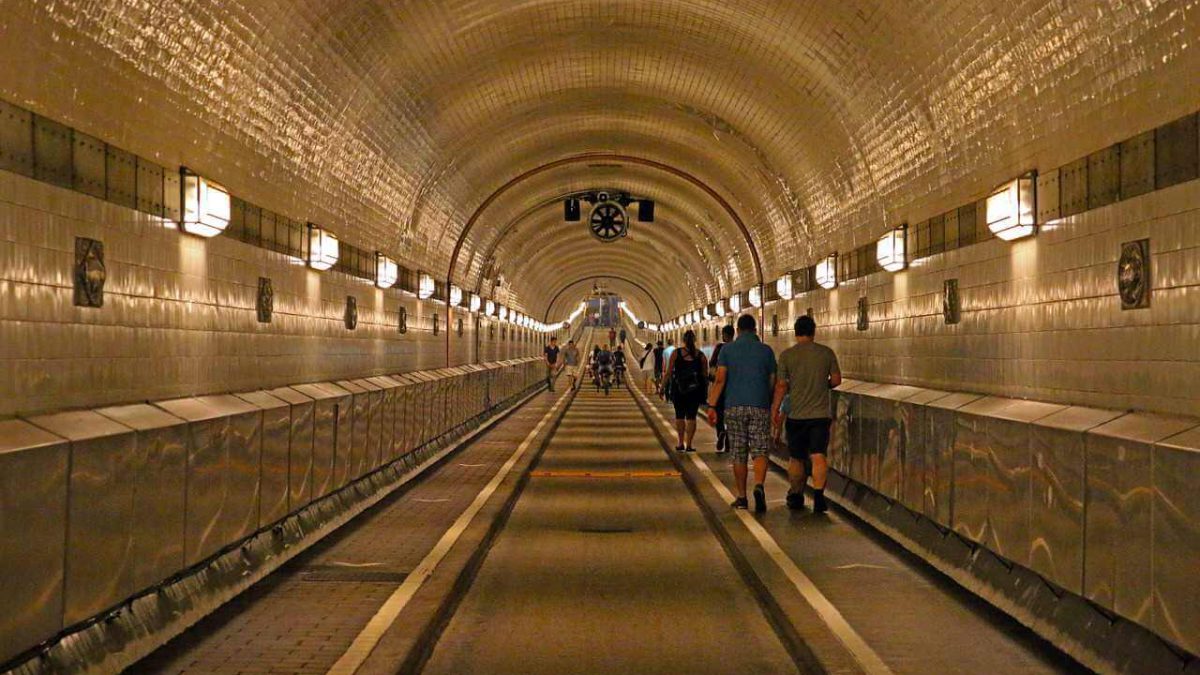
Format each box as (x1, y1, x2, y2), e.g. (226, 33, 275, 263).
(663, 329, 709, 452)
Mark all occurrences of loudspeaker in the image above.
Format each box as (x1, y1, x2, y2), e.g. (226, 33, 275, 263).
(638, 199, 655, 222)
(564, 198, 581, 221)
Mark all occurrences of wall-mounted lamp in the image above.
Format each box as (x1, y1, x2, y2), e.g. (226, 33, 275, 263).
(816, 253, 838, 290)
(748, 286, 762, 308)
(180, 168, 231, 238)
(449, 284, 463, 307)
(876, 225, 908, 272)
(776, 276, 793, 300)
(987, 173, 1037, 241)
(416, 272, 436, 299)
(375, 253, 398, 289)
(714, 299, 726, 316)
(469, 293, 482, 313)
(499, 305, 509, 321)
(307, 223, 339, 271)
(485, 299, 496, 316)
(728, 294, 742, 314)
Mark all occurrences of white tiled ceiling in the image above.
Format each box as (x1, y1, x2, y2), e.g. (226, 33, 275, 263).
(2, 0, 1196, 317)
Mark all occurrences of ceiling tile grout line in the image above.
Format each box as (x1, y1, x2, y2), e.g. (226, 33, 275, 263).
(325, 386, 573, 675)
(629, 382, 895, 675)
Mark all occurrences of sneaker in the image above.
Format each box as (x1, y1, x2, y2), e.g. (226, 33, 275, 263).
(675, 445, 686, 453)
(812, 490, 828, 514)
(685, 446, 696, 453)
(753, 484, 766, 513)
(730, 497, 749, 510)
(786, 493, 805, 510)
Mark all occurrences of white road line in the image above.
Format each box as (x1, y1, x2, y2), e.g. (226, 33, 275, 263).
(629, 384, 894, 675)
(326, 387, 572, 675)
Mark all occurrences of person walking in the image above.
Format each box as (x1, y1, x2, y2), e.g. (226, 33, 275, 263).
(660, 338, 675, 399)
(639, 341, 656, 393)
(664, 329, 708, 452)
(652, 340, 666, 395)
(770, 315, 841, 513)
(544, 337, 561, 392)
(709, 324, 735, 453)
(707, 315, 776, 512)
(562, 339, 581, 390)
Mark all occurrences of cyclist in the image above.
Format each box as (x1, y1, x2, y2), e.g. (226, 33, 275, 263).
(612, 345, 627, 385)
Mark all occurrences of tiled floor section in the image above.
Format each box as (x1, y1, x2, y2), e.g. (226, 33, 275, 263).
(131, 390, 563, 675)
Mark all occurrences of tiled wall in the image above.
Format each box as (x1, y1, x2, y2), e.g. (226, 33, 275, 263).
(0, 172, 550, 417)
(653, 179, 1199, 416)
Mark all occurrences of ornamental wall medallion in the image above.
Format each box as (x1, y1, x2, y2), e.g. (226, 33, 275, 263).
(943, 279, 961, 324)
(489, 321, 495, 339)
(771, 313, 779, 337)
(73, 237, 105, 308)
(457, 317, 464, 337)
(256, 277, 273, 323)
(432, 312, 439, 336)
(398, 306, 408, 334)
(344, 296, 357, 330)
(856, 297, 869, 331)
(1118, 239, 1151, 310)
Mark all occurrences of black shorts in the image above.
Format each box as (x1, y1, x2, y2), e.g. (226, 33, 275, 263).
(785, 418, 831, 460)
(672, 391, 703, 420)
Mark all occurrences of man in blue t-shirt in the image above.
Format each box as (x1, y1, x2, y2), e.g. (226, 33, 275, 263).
(706, 314, 777, 512)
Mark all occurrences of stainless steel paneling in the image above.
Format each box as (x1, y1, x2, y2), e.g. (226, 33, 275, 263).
(355, 379, 384, 470)
(1035, 168, 1060, 223)
(952, 411, 990, 544)
(94, 404, 187, 592)
(1151, 425, 1200, 653)
(1028, 406, 1123, 595)
(870, 385, 922, 503)
(28, 411, 138, 625)
(1119, 129, 1156, 199)
(271, 386, 314, 509)
(337, 380, 371, 480)
(291, 384, 337, 499)
(1085, 414, 1195, 623)
(1059, 156, 1089, 217)
(366, 376, 400, 464)
(0, 419, 68, 661)
(319, 382, 354, 488)
(929, 393, 983, 532)
(198, 395, 262, 544)
(1087, 144, 1120, 209)
(236, 391, 291, 526)
(155, 398, 228, 564)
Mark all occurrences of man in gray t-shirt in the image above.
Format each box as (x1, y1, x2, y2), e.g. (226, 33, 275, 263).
(562, 340, 581, 389)
(770, 315, 841, 513)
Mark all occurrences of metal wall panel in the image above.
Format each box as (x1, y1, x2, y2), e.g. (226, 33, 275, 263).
(94, 404, 188, 592)
(32, 114, 72, 188)
(1059, 156, 1089, 217)
(1154, 113, 1199, 189)
(200, 396, 263, 544)
(71, 131, 106, 199)
(1087, 144, 1120, 209)
(235, 391, 291, 526)
(1028, 407, 1122, 595)
(0, 420, 67, 661)
(336, 380, 371, 480)
(1152, 426, 1200, 654)
(366, 376, 399, 465)
(27, 411, 138, 625)
(290, 384, 337, 499)
(952, 411, 992, 544)
(135, 157, 165, 216)
(1085, 414, 1194, 623)
(1119, 130, 1156, 199)
(104, 144, 137, 209)
(1035, 168, 1060, 223)
(271, 386, 314, 510)
(355, 379, 384, 470)
(0, 99, 33, 176)
(317, 383, 354, 488)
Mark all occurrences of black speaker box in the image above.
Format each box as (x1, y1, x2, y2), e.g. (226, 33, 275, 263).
(564, 198, 581, 221)
(638, 199, 655, 222)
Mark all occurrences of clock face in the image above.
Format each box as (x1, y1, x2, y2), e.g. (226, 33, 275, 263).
(589, 201, 628, 242)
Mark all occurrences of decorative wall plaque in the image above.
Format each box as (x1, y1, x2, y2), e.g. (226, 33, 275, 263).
(489, 321, 495, 338)
(943, 279, 961, 324)
(398, 306, 408, 334)
(256, 277, 273, 323)
(1118, 239, 1151, 310)
(771, 313, 779, 337)
(457, 317, 464, 337)
(432, 312, 439, 336)
(73, 237, 105, 308)
(344, 296, 358, 330)
(856, 297, 869, 331)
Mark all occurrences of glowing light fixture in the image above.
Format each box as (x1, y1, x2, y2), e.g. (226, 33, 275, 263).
(714, 299, 726, 316)
(180, 168, 231, 238)
(375, 253, 398, 289)
(307, 224, 339, 271)
(986, 173, 1037, 241)
(449, 284, 463, 307)
(416, 272, 436, 299)
(469, 293, 482, 313)
(728, 295, 742, 314)
(876, 225, 908, 272)
(749, 287, 762, 308)
(499, 306, 509, 321)
(485, 299, 495, 316)
(776, 275, 794, 300)
(816, 253, 838, 290)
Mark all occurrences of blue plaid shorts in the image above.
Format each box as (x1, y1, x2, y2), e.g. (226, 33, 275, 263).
(725, 406, 771, 463)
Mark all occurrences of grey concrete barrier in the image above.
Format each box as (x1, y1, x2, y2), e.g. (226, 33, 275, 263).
(822, 383, 1200, 656)
(0, 357, 543, 668)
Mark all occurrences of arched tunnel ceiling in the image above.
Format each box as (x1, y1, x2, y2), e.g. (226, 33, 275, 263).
(2, 1, 1197, 321)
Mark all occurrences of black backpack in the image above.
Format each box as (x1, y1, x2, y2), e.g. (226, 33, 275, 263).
(672, 349, 703, 395)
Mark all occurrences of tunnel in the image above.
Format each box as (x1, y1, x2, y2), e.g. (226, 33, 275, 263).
(0, 2, 1198, 674)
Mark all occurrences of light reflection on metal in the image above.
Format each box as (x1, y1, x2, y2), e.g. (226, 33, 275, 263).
(816, 253, 838, 289)
(307, 224, 339, 271)
(987, 173, 1038, 241)
(375, 253, 398, 289)
(877, 225, 907, 272)
(180, 168, 231, 238)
